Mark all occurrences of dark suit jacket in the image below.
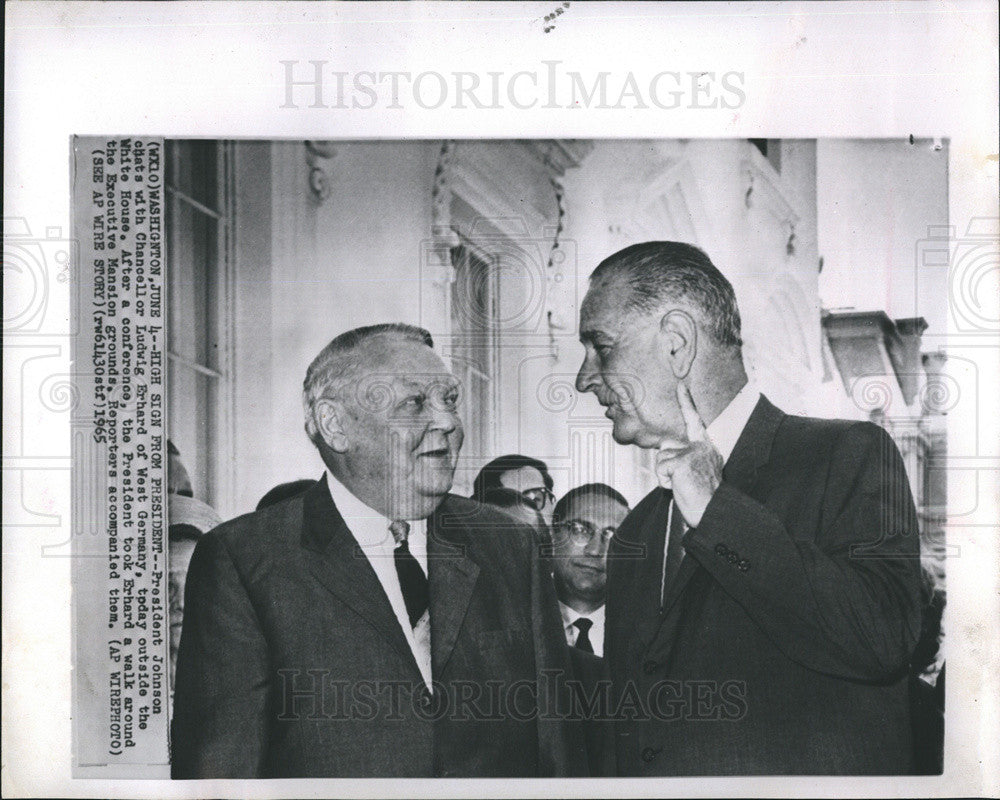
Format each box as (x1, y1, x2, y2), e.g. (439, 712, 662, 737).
(567, 646, 616, 777)
(605, 396, 924, 775)
(172, 475, 589, 778)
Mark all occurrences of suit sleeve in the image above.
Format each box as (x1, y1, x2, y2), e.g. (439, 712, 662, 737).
(684, 421, 923, 681)
(171, 532, 270, 778)
(526, 527, 591, 776)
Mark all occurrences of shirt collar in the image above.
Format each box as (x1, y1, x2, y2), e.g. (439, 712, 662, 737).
(705, 381, 761, 464)
(558, 600, 606, 628)
(325, 472, 426, 548)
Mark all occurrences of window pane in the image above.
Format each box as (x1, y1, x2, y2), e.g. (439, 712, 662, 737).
(168, 367, 216, 504)
(166, 195, 220, 370)
(450, 243, 496, 460)
(165, 139, 226, 509)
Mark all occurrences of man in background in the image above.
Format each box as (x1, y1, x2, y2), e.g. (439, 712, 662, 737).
(173, 323, 588, 778)
(575, 241, 923, 775)
(482, 484, 615, 777)
(472, 454, 557, 525)
(550, 483, 629, 658)
(481, 486, 551, 554)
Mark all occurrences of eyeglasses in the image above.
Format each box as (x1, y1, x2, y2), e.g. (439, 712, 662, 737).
(520, 487, 556, 512)
(555, 519, 617, 547)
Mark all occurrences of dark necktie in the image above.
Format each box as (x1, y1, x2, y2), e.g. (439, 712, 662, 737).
(572, 617, 594, 654)
(390, 520, 428, 628)
(660, 499, 687, 608)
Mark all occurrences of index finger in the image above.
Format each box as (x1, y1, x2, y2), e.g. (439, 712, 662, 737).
(677, 382, 706, 442)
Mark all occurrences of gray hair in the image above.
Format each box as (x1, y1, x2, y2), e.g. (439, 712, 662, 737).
(590, 241, 743, 348)
(302, 323, 434, 446)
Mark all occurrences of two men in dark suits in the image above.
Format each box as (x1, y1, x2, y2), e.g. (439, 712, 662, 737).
(172, 323, 588, 778)
(575, 242, 924, 775)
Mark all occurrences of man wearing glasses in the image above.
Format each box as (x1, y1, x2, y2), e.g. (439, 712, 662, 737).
(471, 454, 557, 524)
(550, 483, 630, 657)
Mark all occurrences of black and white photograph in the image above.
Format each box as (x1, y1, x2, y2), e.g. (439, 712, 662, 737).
(73, 135, 949, 778)
(4, 3, 998, 798)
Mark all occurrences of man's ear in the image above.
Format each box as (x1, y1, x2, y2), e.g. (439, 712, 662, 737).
(660, 309, 697, 379)
(315, 397, 350, 453)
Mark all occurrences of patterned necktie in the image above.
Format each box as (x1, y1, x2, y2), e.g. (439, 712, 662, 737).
(660, 499, 688, 608)
(572, 617, 595, 654)
(390, 520, 429, 628)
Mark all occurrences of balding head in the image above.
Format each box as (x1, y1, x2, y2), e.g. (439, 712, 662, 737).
(303, 323, 434, 447)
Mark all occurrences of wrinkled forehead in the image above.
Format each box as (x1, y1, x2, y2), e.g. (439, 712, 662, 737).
(580, 276, 635, 337)
(354, 337, 457, 389)
(360, 335, 444, 369)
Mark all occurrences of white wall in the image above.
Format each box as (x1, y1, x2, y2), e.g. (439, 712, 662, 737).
(817, 139, 949, 336)
(229, 141, 441, 515)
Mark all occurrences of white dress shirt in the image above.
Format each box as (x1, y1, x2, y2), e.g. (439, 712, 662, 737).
(558, 601, 606, 658)
(705, 380, 761, 465)
(326, 475, 432, 689)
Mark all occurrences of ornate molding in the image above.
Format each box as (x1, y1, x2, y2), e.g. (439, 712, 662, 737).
(427, 140, 459, 287)
(304, 141, 336, 203)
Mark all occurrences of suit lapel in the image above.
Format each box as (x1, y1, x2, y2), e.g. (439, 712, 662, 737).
(648, 496, 701, 650)
(299, 476, 419, 673)
(720, 394, 784, 494)
(427, 497, 480, 678)
(659, 551, 700, 617)
(645, 396, 785, 650)
(633, 488, 671, 646)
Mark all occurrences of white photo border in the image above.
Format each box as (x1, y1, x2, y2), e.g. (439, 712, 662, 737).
(3, 1, 998, 798)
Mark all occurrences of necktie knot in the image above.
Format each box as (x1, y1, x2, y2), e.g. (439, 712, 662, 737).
(572, 617, 595, 653)
(390, 519, 427, 628)
(389, 519, 410, 546)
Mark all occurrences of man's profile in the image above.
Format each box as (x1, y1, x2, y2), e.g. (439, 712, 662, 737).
(576, 241, 924, 775)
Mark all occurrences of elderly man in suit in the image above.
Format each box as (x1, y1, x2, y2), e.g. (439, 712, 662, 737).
(575, 242, 924, 775)
(172, 323, 588, 778)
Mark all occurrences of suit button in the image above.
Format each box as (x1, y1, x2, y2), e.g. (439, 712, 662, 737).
(727, 552, 740, 564)
(641, 746, 661, 763)
(738, 559, 750, 572)
(643, 659, 658, 675)
(715, 543, 728, 557)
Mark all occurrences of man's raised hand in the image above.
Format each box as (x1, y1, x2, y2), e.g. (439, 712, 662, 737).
(653, 383, 724, 528)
